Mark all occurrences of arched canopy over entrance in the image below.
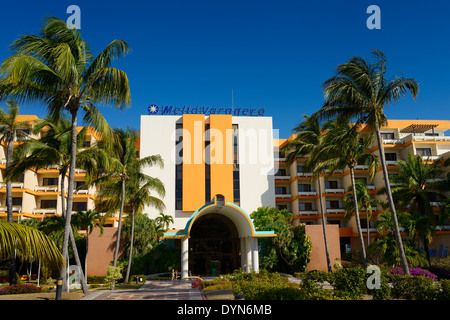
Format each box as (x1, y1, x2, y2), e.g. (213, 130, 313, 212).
(163, 195, 275, 278)
(163, 195, 275, 239)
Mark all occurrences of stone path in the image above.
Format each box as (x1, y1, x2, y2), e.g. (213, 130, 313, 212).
(80, 280, 204, 300)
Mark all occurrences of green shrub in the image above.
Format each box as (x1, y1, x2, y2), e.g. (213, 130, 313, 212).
(331, 265, 366, 299)
(87, 276, 106, 284)
(390, 274, 440, 300)
(304, 270, 334, 283)
(438, 279, 450, 300)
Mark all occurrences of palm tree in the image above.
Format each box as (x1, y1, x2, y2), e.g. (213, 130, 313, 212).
(0, 221, 65, 275)
(344, 180, 384, 252)
(7, 116, 107, 293)
(92, 127, 164, 289)
(282, 115, 333, 272)
(319, 122, 379, 268)
(71, 210, 104, 278)
(155, 213, 174, 232)
(0, 17, 130, 289)
(381, 153, 447, 266)
(312, 50, 419, 274)
(0, 99, 32, 284)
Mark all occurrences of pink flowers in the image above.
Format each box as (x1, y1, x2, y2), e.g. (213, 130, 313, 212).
(390, 267, 438, 280)
(0, 284, 42, 295)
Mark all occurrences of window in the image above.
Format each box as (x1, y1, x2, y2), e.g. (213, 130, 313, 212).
(41, 200, 57, 209)
(326, 200, 340, 209)
(73, 202, 87, 211)
(275, 187, 287, 194)
(175, 123, 183, 210)
(83, 141, 91, 148)
(43, 177, 58, 186)
(299, 202, 313, 211)
(277, 205, 288, 210)
(385, 153, 397, 161)
(326, 181, 339, 189)
(275, 168, 287, 176)
(12, 197, 22, 206)
(232, 124, 240, 206)
(298, 184, 312, 192)
(381, 132, 395, 140)
(416, 148, 432, 157)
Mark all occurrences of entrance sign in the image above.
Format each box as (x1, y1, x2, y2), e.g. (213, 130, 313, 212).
(147, 104, 265, 116)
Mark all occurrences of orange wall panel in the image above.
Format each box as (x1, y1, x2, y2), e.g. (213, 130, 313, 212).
(182, 114, 206, 211)
(209, 115, 234, 203)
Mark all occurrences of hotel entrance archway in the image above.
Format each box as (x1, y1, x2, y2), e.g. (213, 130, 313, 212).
(189, 213, 240, 276)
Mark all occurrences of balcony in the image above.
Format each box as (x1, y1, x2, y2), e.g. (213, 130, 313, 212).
(355, 165, 369, 170)
(298, 210, 319, 215)
(74, 189, 89, 194)
(430, 201, 445, 207)
(298, 191, 317, 196)
(367, 184, 376, 190)
(324, 188, 345, 194)
(274, 158, 287, 162)
(32, 208, 57, 215)
(412, 135, 450, 142)
(327, 208, 345, 214)
(0, 182, 24, 188)
(35, 186, 58, 192)
(383, 139, 405, 144)
(275, 194, 292, 199)
(297, 172, 313, 177)
(385, 160, 398, 166)
(0, 205, 22, 213)
(275, 175, 290, 180)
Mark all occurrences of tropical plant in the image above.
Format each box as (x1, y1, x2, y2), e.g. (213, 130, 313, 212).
(71, 210, 104, 277)
(380, 153, 447, 266)
(313, 50, 419, 274)
(251, 207, 312, 273)
(155, 213, 174, 231)
(91, 127, 164, 288)
(7, 116, 108, 293)
(0, 16, 131, 289)
(0, 99, 32, 284)
(0, 221, 65, 275)
(318, 121, 379, 268)
(282, 115, 334, 272)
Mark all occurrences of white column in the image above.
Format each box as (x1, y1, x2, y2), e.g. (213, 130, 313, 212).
(246, 237, 253, 272)
(240, 237, 246, 271)
(251, 237, 259, 273)
(181, 237, 189, 279)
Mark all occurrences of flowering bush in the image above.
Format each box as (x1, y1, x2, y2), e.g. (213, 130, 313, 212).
(390, 267, 438, 280)
(0, 284, 42, 295)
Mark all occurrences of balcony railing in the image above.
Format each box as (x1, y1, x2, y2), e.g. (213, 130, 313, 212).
(0, 205, 22, 213)
(325, 188, 345, 193)
(74, 189, 89, 194)
(297, 172, 313, 177)
(275, 194, 292, 199)
(355, 165, 369, 170)
(430, 201, 445, 207)
(385, 160, 398, 165)
(327, 208, 345, 214)
(298, 210, 319, 215)
(0, 182, 24, 188)
(383, 139, 405, 144)
(367, 184, 376, 190)
(35, 186, 58, 192)
(412, 136, 450, 142)
(33, 208, 57, 215)
(298, 191, 317, 196)
(435, 225, 450, 231)
(275, 175, 290, 180)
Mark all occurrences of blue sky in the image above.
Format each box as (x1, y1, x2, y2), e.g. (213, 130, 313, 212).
(0, 0, 449, 138)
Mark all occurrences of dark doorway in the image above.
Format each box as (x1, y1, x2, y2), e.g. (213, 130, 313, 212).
(189, 213, 240, 276)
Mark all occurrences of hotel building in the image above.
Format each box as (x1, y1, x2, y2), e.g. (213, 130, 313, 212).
(1, 114, 449, 276)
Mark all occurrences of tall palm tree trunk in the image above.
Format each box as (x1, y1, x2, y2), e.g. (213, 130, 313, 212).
(349, 167, 367, 268)
(60, 172, 89, 294)
(375, 125, 410, 275)
(317, 175, 332, 272)
(125, 211, 135, 283)
(61, 110, 78, 291)
(6, 135, 17, 285)
(112, 178, 126, 290)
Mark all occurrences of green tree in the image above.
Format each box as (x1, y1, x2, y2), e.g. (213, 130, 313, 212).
(8, 116, 107, 293)
(282, 115, 333, 272)
(0, 99, 31, 284)
(92, 127, 164, 288)
(0, 17, 131, 289)
(0, 221, 65, 275)
(71, 210, 104, 277)
(380, 153, 447, 266)
(313, 50, 419, 274)
(155, 213, 174, 232)
(320, 121, 379, 268)
(251, 206, 312, 273)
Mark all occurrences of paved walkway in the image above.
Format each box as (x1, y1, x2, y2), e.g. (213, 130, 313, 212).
(80, 280, 204, 300)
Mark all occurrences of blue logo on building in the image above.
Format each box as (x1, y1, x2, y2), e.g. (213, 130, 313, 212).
(148, 104, 159, 114)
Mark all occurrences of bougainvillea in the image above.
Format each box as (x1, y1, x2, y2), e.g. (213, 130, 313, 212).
(390, 267, 438, 280)
(0, 284, 42, 295)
